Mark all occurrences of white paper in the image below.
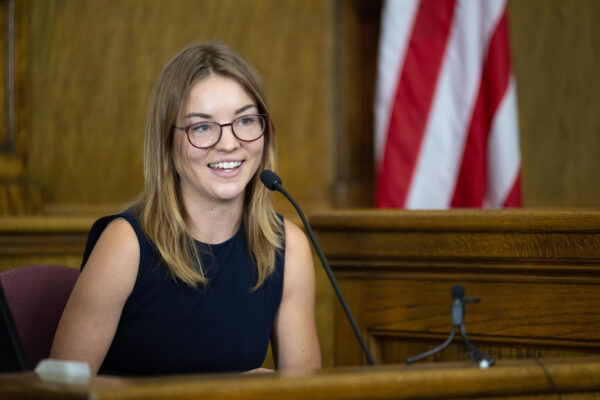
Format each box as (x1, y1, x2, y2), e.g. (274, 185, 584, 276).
(34, 359, 91, 383)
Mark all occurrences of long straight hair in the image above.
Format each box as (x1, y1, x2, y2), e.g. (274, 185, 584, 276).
(134, 41, 283, 289)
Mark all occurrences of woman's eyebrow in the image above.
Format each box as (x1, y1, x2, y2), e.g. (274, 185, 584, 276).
(183, 104, 257, 120)
(184, 112, 211, 120)
(234, 104, 258, 115)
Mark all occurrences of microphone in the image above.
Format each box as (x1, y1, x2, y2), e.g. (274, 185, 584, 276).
(451, 285, 465, 327)
(260, 170, 376, 366)
(450, 285, 491, 367)
(260, 169, 282, 191)
(406, 284, 494, 368)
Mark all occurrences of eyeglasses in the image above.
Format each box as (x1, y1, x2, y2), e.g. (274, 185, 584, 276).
(174, 114, 268, 149)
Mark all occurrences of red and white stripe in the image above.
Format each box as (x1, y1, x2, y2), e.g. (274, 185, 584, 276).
(375, 0, 521, 209)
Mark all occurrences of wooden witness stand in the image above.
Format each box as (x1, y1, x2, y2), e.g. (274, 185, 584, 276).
(310, 208, 600, 397)
(1, 209, 600, 399)
(1, 356, 599, 399)
(310, 209, 600, 366)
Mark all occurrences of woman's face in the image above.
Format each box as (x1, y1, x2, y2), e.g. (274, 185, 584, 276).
(173, 74, 265, 208)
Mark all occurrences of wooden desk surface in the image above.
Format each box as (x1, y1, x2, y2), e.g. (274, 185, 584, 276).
(1, 356, 600, 400)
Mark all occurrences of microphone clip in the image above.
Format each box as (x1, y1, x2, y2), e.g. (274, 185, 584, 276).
(406, 285, 494, 369)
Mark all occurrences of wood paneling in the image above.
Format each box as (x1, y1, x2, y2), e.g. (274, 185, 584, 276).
(5, 0, 600, 209)
(310, 209, 600, 366)
(0, 0, 27, 168)
(0, 0, 34, 216)
(25, 0, 336, 210)
(508, 0, 600, 207)
(2, 356, 600, 399)
(0, 215, 93, 272)
(334, 0, 381, 207)
(0, 178, 41, 214)
(0, 1, 6, 147)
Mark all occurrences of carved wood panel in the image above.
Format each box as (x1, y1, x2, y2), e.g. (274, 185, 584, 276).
(311, 209, 600, 366)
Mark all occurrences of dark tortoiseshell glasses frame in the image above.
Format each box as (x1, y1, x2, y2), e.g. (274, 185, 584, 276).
(174, 114, 268, 149)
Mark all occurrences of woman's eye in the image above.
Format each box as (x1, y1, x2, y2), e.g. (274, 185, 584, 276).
(237, 116, 257, 127)
(191, 123, 212, 133)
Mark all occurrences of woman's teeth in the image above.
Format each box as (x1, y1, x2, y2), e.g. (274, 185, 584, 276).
(209, 161, 242, 170)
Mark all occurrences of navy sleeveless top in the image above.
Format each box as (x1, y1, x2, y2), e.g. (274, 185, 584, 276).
(81, 211, 285, 376)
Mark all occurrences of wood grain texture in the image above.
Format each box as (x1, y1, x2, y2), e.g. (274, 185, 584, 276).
(334, 0, 381, 207)
(507, 0, 600, 207)
(2, 356, 600, 399)
(24, 0, 336, 209)
(6, 0, 600, 209)
(0, 215, 93, 271)
(0, 0, 27, 179)
(0, 1, 6, 148)
(310, 209, 600, 366)
(0, 178, 41, 214)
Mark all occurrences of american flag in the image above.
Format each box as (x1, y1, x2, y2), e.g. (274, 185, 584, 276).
(375, 0, 522, 209)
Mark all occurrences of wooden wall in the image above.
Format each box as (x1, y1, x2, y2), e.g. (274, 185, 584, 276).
(23, 0, 336, 212)
(0, 1, 6, 148)
(508, 0, 600, 207)
(7, 0, 600, 213)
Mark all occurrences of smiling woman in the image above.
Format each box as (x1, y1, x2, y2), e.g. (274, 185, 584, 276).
(49, 41, 321, 376)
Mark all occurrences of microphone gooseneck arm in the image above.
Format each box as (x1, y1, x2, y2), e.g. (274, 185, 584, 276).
(261, 171, 376, 366)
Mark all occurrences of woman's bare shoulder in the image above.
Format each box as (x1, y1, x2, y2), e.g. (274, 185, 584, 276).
(282, 218, 313, 275)
(81, 217, 140, 291)
(283, 218, 307, 246)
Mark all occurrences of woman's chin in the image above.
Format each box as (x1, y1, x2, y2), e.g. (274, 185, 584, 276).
(212, 186, 245, 203)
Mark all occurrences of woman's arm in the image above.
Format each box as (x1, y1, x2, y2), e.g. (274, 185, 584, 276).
(50, 218, 139, 375)
(271, 219, 321, 370)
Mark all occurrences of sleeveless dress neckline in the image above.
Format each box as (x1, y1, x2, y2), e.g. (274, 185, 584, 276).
(193, 223, 243, 248)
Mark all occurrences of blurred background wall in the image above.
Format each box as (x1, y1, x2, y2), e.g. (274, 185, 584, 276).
(22, 0, 337, 214)
(3, 0, 599, 213)
(0, 0, 598, 368)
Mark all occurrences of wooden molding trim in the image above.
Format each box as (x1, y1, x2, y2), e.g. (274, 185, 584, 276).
(310, 209, 600, 232)
(310, 209, 600, 265)
(0, 215, 94, 256)
(370, 329, 600, 351)
(1, 356, 600, 399)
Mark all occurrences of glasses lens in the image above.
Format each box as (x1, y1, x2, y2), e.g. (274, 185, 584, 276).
(232, 115, 266, 141)
(187, 122, 221, 148)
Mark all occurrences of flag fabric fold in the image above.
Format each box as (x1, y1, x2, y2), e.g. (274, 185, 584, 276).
(374, 0, 522, 209)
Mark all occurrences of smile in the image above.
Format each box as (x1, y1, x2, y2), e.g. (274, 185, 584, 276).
(208, 161, 243, 171)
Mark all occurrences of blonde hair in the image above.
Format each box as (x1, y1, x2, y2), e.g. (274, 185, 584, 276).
(134, 41, 282, 289)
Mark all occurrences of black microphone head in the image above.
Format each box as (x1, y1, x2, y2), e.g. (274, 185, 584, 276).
(260, 169, 282, 191)
(451, 285, 465, 299)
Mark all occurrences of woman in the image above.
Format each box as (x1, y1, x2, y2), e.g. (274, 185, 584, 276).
(50, 41, 321, 375)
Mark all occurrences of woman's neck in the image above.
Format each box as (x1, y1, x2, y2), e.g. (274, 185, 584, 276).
(183, 197, 244, 245)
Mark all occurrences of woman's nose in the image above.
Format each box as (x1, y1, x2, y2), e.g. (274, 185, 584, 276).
(214, 124, 240, 151)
